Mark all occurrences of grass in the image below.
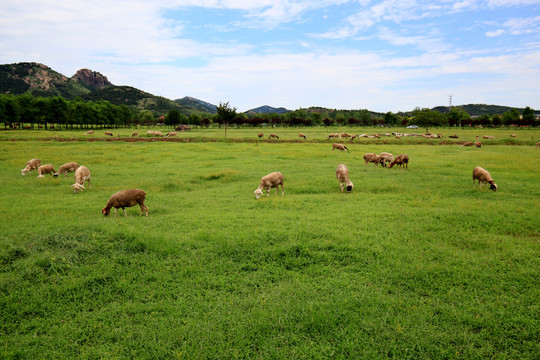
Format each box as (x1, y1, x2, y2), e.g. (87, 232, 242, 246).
(0, 131, 539, 359)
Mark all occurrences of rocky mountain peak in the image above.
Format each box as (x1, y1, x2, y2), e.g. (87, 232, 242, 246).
(72, 68, 112, 90)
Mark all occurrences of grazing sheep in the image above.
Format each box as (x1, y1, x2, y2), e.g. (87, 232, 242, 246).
(268, 134, 279, 139)
(510, 134, 517, 138)
(37, 164, 55, 178)
(104, 131, 113, 136)
(363, 153, 380, 166)
(328, 133, 339, 138)
(258, 133, 264, 138)
(70, 165, 91, 193)
(332, 143, 348, 152)
(473, 166, 497, 191)
(483, 135, 495, 139)
(437, 133, 443, 138)
(84, 130, 94, 135)
(153, 131, 164, 137)
(475, 141, 482, 148)
(462, 142, 474, 147)
(378, 152, 394, 167)
(147, 130, 155, 137)
(53, 162, 79, 178)
(21, 158, 41, 176)
(102, 189, 148, 217)
(298, 133, 307, 139)
(254, 172, 284, 199)
(336, 164, 353, 192)
(166, 131, 177, 137)
(131, 132, 139, 137)
(536, 142, 540, 147)
(388, 154, 409, 170)
(339, 132, 352, 139)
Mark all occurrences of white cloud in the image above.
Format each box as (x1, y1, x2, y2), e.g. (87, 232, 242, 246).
(486, 29, 505, 37)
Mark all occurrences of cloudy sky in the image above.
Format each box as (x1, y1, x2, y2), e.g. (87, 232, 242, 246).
(1, 0, 539, 112)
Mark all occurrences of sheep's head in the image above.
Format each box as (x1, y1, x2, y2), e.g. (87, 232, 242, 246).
(254, 188, 263, 199)
(102, 208, 110, 216)
(71, 183, 85, 193)
(346, 183, 353, 192)
(53, 173, 59, 178)
(489, 182, 498, 191)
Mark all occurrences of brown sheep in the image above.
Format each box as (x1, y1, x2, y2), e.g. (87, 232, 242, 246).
(475, 141, 482, 148)
(332, 143, 348, 151)
(104, 131, 113, 136)
(378, 152, 394, 167)
(53, 162, 80, 178)
(254, 172, 284, 199)
(363, 153, 380, 166)
(102, 189, 148, 217)
(298, 133, 307, 139)
(258, 133, 264, 138)
(131, 132, 139, 137)
(473, 167, 497, 191)
(483, 135, 495, 139)
(21, 158, 41, 176)
(268, 134, 279, 139)
(462, 142, 474, 147)
(336, 164, 353, 192)
(37, 164, 55, 178)
(84, 130, 94, 135)
(388, 154, 409, 170)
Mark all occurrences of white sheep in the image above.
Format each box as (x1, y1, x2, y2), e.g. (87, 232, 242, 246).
(37, 164, 55, 178)
(378, 152, 394, 167)
(53, 162, 80, 178)
(102, 189, 148, 217)
(473, 166, 497, 191)
(71, 165, 91, 193)
(332, 143, 348, 151)
(336, 164, 353, 192)
(84, 130, 94, 135)
(363, 153, 380, 166)
(254, 172, 284, 199)
(21, 158, 41, 176)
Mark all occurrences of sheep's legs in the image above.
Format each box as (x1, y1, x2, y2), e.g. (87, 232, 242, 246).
(139, 203, 148, 217)
(123, 208, 128, 217)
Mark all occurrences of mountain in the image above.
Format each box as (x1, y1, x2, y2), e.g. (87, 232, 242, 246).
(0, 62, 192, 114)
(247, 105, 290, 114)
(174, 96, 217, 114)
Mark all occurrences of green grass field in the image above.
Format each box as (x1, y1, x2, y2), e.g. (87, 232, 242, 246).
(1, 127, 539, 359)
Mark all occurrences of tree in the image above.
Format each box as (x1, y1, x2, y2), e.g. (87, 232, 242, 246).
(502, 109, 520, 126)
(447, 107, 470, 127)
(166, 109, 181, 127)
(522, 106, 535, 126)
(413, 108, 447, 133)
(216, 102, 236, 138)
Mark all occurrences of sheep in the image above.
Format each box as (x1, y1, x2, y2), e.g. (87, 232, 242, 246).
(84, 130, 94, 135)
(254, 172, 284, 199)
(473, 166, 497, 191)
(37, 164, 55, 178)
(388, 154, 409, 170)
(268, 134, 279, 139)
(437, 133, 443, 138)
(536, 142, 540, 147)
(258, 133, 264, 138)
(461, 142, 474, 147)
(70, 165, 91, 193)
(336, 164, 353, 193)
(153, 131, 164, 137)
(339, 132, 352, 139)
(166, 131, 177, 137)
(102, 189, 148, 217)
(510, 134, 516, 137)
(332, 143, 348, 151)
(483, 135, 495, 139)
(104, 131, 113, 136)
(53, 162, 79, 178)
(298, 133, 307, 139)
(21, 158, 41, 176)
(363, 153, 380, 166)
(475, 141, 482, 148)
(449, 135, 459, 139)
(328, 133, 339, 138)
(147, 130, 155, 137)
(131, 132, 139, 137)
(378, 152, 394, 167)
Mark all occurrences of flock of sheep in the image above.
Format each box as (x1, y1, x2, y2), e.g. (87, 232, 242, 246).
(21, 158, 148, 217)
(21, 131, 501, 216)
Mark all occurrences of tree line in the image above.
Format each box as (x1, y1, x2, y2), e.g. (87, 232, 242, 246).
(0, 93, 537, 130)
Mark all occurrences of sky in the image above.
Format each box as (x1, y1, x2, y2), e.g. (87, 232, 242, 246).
(1, 0, 539, 113)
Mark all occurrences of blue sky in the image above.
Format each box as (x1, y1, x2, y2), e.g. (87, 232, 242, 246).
(1, 0, 539, 112)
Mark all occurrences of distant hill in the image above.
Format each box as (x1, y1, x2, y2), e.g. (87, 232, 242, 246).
(247, 105, 290, 114)
(432, 104, 528, 116)
(174, 96, 217, 114)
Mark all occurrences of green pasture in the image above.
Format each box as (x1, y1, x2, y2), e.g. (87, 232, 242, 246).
(0, 134, 539, 359)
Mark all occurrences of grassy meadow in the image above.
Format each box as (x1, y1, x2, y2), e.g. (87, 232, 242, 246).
(1, 127, 539, 359)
